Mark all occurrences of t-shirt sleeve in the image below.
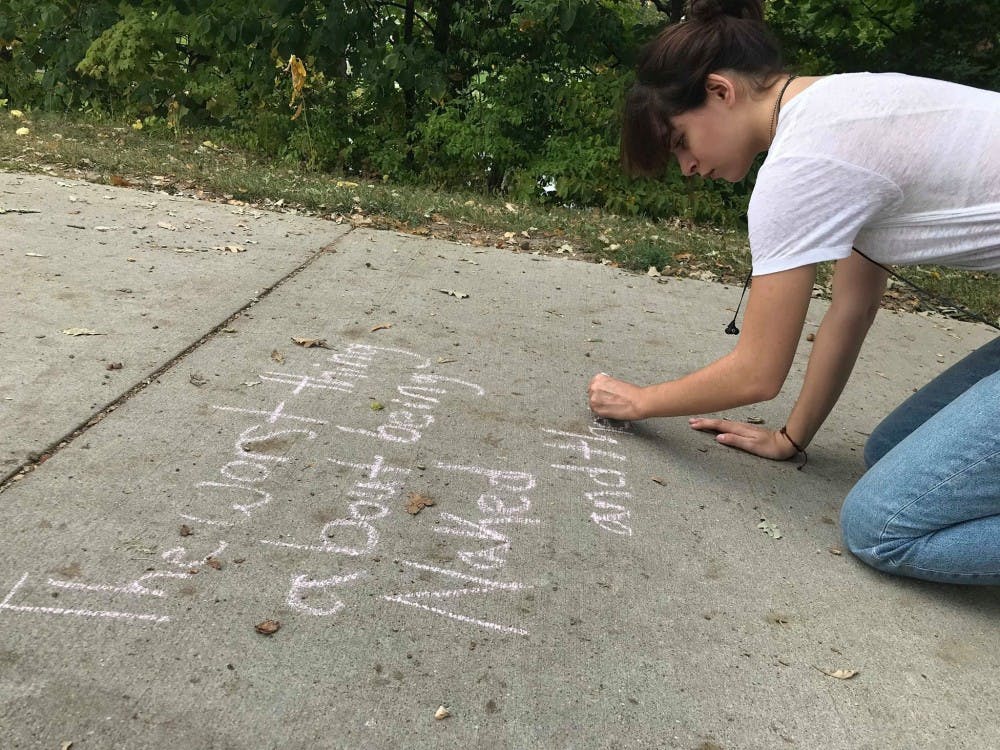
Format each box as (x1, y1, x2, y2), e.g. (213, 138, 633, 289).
(748, 155, 903, 275)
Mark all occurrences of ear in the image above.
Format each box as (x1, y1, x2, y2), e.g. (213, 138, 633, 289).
(704, 73, 737, 106)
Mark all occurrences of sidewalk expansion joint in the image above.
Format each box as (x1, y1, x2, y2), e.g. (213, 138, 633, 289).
(0, 234, 352, 494)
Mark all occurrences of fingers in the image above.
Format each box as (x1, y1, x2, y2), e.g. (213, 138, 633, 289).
(711, 431, 761, 453)
(587, 373, 640, 421)
(689, 417, 755, 436)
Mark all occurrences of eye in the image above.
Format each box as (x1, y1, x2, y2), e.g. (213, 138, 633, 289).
(672, 134, 687, 151)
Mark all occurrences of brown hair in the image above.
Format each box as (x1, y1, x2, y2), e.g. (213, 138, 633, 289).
(621, 0, 785, 177)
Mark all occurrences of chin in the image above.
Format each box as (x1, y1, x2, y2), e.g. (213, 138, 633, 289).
(730, 165, 752, 183)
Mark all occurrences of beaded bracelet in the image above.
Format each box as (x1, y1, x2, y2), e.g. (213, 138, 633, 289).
(780, 426, 808, 470)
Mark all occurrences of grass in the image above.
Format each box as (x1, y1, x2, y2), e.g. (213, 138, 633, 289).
(2, 110, 997, 328)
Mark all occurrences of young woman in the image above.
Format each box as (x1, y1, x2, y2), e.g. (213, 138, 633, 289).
(587, 0, 1000, 584)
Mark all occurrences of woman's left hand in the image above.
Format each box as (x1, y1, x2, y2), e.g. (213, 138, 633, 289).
(688, 417, 799, 461)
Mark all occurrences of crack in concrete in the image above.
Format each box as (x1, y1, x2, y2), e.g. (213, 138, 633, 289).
(0, 234, 351, 494)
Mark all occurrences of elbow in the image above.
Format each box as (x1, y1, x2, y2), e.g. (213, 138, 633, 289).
(830, 298, 881, 333)
(729, 351, 786, 403)
(749, 378, 783, 403)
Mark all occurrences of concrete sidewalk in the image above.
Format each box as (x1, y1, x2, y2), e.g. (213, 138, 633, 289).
(1, 172, 997, 750)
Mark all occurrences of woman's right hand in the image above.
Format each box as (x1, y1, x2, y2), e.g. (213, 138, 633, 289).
(588, 373, 648, 421)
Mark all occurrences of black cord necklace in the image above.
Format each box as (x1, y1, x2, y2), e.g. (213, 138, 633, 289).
(769, 74, 798, 144)
(726, 75, 799, 336)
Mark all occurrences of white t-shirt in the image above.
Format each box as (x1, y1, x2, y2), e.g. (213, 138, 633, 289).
(749, 73, 1000, 276)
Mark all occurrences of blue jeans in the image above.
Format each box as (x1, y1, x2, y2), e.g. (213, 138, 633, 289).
(840, 336, 1000, 584)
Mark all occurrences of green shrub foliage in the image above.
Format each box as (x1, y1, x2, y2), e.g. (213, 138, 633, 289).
(1, 1, 996, 224)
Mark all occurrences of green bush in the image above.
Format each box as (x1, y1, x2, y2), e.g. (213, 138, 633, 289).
(2, 0, 995, 227)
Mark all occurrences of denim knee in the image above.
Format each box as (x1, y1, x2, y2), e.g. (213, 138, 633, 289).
(839, 478, 908, 571)
(840, 482, 878, 557)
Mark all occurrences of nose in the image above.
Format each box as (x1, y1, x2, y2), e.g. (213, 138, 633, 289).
(677, 151, 698, 177)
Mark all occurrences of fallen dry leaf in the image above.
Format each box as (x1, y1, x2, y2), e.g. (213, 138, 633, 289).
(111, 175, 132, 187)
(370, 401, 385, 411)
(189, 373, 208, 387)
(746, 416, 766, 425)
(806, 333, 816, 342)
(255, 620, 281, 635)
(61, 328, 103, 336)
(60, 742, 73, 750)
(647, 266, 660, 277)
(205, 557, 222, 570)
(438, 289, 469, 299)
(271, 349, 285, 364)
(214, 245, 246, 253)
(179, 524, 193, 537)
(651, 477, 666, 485)
(817, 667, 859, 680)
(106, 362, 123, 370)
(828, 547, 843, 556)
(370, 323, 393, 332)
(434, 705, 451, 720)
(157, 221, 177, 231)
(406, 492, 436, 515)
(291, 337, 331, 349)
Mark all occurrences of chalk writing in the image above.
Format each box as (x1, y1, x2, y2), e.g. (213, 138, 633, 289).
(213, 401, 327, 425)
(162, 541, 229, 569)
(286, 570, 368, 616)
(434, 462, 541, 572)
(382, 561, 530, 636)
(1, 573, 170, 624)
(545, 423, 635, 537)
(260, 454, 409, 556)
(336, 373, 485, 444)
(47, 570, 188, 598)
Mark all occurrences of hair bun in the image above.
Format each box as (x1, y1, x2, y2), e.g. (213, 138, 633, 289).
(688, 0, 765, 23)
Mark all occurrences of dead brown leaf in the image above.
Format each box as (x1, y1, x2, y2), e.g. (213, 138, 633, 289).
(106, 362, 123, 370)
(828, 547, 843, 556)
(434, 705, 451, 720)
(205, 557, 222, 570)
(406, 492, 436, 515)
(255, 620, 281, 635)
(291, 337, 331, 349)
(271, 349, 285, 364)
(110, 175, 131, 187)
(179, 524, 193, 537)
(370, 323, 393, 332)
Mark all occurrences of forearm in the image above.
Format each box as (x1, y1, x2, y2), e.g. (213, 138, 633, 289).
(783, 307, 875, 446)
(638, 351, 778, 418)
